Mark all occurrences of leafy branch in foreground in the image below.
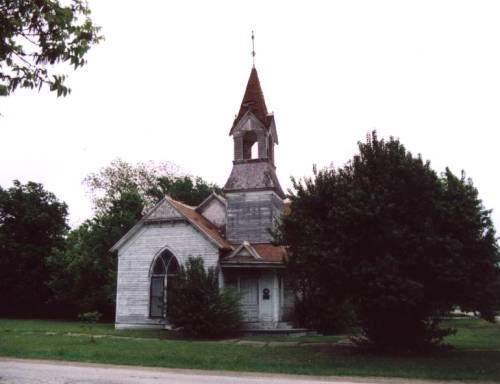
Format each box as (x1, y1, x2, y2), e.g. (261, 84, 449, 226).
(0, 0, 103, 96)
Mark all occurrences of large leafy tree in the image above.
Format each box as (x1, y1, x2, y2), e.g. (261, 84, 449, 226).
(149, 176, 223, 207)
(46, 189, 143, 318)
(0, 180, 68, 317)
(0, 0, 102, 96)
(84, 158, 221, 213)
(277, 132, 499, 351)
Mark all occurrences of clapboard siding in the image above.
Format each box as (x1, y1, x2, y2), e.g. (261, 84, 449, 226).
(199, 199, 226, 228)
(115, 221, 219, 328)
(226, 191, 283, 243)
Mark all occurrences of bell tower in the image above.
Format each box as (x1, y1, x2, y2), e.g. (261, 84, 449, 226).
(224, 66, 285, 244)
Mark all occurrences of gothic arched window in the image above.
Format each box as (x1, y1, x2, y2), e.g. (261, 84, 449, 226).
(149, 250, 179, 318)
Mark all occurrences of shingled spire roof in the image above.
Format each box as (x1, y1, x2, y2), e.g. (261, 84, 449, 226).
(230, 67, 270, 134)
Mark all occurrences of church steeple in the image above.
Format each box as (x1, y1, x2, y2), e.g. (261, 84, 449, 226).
(224, 65, 282, 196)
(230, 67, 269, 134)
(223, 64, 285, 244)
(227, 65, 279, 164)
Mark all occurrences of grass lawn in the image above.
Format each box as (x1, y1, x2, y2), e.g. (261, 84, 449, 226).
(0, 318, 499, 381)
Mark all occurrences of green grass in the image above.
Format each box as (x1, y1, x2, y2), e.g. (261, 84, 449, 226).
(240, 334, 345, 343)
(0, 318, 167, 339)
(0, 318, 499, 381)
(442, 318, 500, 351)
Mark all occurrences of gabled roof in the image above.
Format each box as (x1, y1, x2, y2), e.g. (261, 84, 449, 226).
(110, 195, 233, 253)
(195, 192, 226, 213)
(224, 241, 262, 261)
(252, 244, 287, 262)
(230, 67, 271, 135)
(166, 196, 232, 250)
(221, 242, 287, 266)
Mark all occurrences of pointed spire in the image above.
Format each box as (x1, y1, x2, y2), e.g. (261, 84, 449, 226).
(230, 67, 269, 134)
(251, 30, 256, 68)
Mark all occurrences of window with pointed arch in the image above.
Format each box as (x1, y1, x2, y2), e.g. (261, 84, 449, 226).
(149, 250, 180, 318)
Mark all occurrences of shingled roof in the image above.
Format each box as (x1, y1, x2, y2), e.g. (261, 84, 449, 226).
(230, 67, 270, 134)
(221, 242, 287, 266)
(110, 196, 233, 253)
(223, 160, 285, 198)
(166, 196, 233, 250)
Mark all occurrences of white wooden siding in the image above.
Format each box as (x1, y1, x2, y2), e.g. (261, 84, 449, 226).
(115, 221, 219, 328)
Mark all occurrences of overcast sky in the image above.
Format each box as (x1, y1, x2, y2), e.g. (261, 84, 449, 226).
(2, 0, 500, 230)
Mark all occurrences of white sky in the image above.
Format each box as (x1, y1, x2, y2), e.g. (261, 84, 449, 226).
(1, 0, 500, 230)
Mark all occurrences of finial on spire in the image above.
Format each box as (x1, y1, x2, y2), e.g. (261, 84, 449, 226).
(251, 30, 256, 68)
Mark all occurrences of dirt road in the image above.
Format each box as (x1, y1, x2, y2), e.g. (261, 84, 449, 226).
(0, 358, 458, 384)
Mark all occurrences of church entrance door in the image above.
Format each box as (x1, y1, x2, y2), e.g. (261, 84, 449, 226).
(259, 273, 274, 323)
(239, 276, 259, 322)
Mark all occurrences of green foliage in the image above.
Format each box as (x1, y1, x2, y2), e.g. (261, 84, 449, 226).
(277, 132, 500, 351)
(0, 0, 102, 96)
(78, 311, 102, 342)
(83, 158, 221, 214)
(77, 311, 102, 324)
(294, 296, 355, 335)
(0, 180, 69, 317)
(149, 175, 223, 207)
(46, 190, 144, 319)
(168, 257, 242, 338)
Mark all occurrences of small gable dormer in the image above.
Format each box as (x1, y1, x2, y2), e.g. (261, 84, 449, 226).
(195, 193, 226, 229)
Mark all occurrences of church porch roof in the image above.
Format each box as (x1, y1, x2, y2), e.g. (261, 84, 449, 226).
(221, 242, 287, 267)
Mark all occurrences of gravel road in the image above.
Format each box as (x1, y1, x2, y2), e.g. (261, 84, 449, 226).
(0, 358, 453, 384)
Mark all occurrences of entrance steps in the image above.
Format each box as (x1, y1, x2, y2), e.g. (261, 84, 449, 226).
(240, 322, 314, 336)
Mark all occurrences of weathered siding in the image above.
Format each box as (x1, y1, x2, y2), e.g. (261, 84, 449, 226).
(226, 191, 283, 243)
(234, 136, 243, 161)
(240, 276, 259, 322)
(223, 269, 286, 327)
(258, 272, 275, 323)
(257, 134, 267, 159)
(115, 221, 219, 329)
(199, 199, 226, 228)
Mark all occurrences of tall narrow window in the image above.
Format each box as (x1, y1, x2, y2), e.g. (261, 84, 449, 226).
(149, 250, 179, 318)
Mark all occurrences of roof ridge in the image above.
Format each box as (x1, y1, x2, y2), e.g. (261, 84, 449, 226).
(165, 195, 195, 209)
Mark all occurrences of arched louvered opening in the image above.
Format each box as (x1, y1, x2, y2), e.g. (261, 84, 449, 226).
(149, 250, 179, 319)
(242, 131, 258, 160)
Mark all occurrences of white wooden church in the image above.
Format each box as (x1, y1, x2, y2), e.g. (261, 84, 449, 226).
(111, 65, 294, 330)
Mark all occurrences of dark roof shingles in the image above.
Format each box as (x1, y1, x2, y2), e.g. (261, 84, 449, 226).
(167, 197, 232, 250)
(223, 160, 285, 198)
(222, 243, 287, 264)
(231, 67, 270, 132)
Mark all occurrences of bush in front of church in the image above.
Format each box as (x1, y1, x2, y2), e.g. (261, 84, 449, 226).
(168, 257, 242, 338)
